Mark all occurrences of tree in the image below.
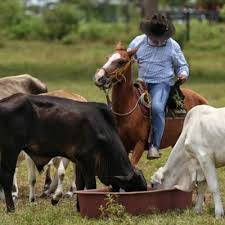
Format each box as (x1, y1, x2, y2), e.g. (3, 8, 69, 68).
(0, 0, 25, 28)
(141, 0, 158, 18)
(43, 3, 83, 39)
(196, 0, 223, 10)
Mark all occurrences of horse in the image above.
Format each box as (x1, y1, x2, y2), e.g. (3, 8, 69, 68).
(94, 43, 208, 167)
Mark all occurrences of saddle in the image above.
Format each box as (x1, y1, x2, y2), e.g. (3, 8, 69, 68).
(133, 80, 186, 118)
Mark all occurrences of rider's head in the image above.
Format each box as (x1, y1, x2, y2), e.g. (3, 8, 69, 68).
(140, 13, 175, 46)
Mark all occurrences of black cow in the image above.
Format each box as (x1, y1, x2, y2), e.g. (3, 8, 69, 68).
(0, 93, 147, 212)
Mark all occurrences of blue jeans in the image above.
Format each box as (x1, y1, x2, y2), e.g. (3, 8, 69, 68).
(147, 82, 171, 150)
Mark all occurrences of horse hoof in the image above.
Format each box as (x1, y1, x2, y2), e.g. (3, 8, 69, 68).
(51, 199, 59, 206)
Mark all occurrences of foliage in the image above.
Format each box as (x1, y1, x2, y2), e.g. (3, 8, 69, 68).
(220, 4, 225, 19)
(10, 16, 48, 40)
(99, 194, 135, 224)
(77, 21, 138, 44)
(0, 0, 25, 29)
(160, 0, 190, 6)
(43, 3, 84, 40)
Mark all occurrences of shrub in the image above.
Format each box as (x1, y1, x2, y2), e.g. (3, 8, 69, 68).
(61, 32, 80, 45)
(0, 0, 25, 28)
(43, 3, 84, 40)
(99, 194, 134, 224)
(220, 4, 225, 19)
(77, 20, 139, 45)
(10, 16, 48, 40)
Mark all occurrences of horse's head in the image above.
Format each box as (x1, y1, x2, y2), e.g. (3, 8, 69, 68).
(94, 42, 138, 89)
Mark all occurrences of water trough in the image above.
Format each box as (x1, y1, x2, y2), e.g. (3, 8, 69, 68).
(76, 186, 192, 218)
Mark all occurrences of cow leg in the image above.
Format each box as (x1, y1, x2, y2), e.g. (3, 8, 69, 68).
(1, 168, 16, 212)
(74, 160, 96, 211)
(130, 141, 145, 167)
(12, 168, 19, 201)
(42, 160, 58, 197)
(43, 164, 52, 193)
(194, 181, 207, 214)
(26, 154, 36, 202)
(51, 158, 69, 205)
(75, 164, 85, 212)
(197, 154, 224, 218)
(1, 151, 19, 212)
(65, 163, 76, 197)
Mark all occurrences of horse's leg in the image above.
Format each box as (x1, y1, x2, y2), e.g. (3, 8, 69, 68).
(25, 154, 36, 202)
(130, 141, 145, 167)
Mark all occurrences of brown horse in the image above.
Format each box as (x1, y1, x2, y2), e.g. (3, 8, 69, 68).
(94, 44, 208, 167)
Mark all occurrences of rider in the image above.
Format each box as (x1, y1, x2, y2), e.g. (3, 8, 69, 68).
(128, 13, 189, 160)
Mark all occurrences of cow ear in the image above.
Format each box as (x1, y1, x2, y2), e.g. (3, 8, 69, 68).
(127, 48, 138, 58)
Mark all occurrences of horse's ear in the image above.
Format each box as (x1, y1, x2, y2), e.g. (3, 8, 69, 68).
(127, 48, 138, 57)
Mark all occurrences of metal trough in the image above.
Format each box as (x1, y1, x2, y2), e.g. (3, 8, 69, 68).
(76, 186, 192, 218)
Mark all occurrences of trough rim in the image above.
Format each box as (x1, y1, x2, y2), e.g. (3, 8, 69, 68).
(75, 186, 191, 195)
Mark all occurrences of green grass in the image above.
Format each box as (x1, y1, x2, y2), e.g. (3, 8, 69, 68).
(0, 23, 224, 225)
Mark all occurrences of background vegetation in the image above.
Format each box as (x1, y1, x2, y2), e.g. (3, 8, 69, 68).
(0, 0, 224, 224)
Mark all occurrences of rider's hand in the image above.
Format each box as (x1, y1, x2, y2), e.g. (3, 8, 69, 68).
(178, 75, 187, 84)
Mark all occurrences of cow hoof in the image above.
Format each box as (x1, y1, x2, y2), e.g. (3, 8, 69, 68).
(215, 209, 224, 219)
(51, 199, 59, 206)
(40, 192, 49, 198)
(7, 207, 15, 213)
(64, 192, 73, 198)
(12, 195, 18, 203)
(29, 197, 36, 203)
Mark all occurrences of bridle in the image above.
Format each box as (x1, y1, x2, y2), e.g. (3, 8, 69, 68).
(98, 57, 145, 117)
(100, 58, 135, 89)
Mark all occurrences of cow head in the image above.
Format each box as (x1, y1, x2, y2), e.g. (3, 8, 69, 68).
(114, 168, 147, 192)
(151, 163, 196, 192)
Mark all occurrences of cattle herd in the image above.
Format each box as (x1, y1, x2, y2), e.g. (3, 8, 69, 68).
(0, 74, 224, 218)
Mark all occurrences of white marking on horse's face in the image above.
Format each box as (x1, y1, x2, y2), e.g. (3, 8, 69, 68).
(94, 53, 123, 85)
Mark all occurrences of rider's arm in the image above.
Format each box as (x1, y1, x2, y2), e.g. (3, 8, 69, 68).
(172, 40, 189, 81)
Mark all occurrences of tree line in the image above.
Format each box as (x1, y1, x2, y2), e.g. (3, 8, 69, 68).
(0, 0, 224, 41)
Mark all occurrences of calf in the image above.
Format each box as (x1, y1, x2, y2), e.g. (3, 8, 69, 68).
(151, 105, 225, 218)
(0, 93, 147, 212)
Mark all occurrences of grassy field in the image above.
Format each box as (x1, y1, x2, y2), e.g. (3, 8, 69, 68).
(0, 30, 224, 225)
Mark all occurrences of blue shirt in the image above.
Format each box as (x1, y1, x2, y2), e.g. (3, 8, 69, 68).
(128, 34, 189, 85)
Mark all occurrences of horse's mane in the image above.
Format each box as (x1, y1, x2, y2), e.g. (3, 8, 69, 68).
(115, 42, 127, 51)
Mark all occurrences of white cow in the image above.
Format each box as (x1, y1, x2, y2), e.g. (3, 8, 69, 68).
(151, 105, 225, 218)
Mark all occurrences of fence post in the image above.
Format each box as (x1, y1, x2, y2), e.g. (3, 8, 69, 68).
(184, 8, 190, 42)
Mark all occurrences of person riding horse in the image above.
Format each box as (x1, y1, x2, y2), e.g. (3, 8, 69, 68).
(128, 13, 189, 160)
